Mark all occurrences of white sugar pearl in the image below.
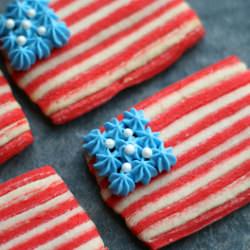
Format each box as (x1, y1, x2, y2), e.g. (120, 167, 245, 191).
(27, 8, 36, 18)
(124, 128, 133, 137)
(105, 138, 115, 150)
(121, 162, 132, 173)
(16, 36, 27, 46)
(21, 20, 32, 30)
(37, 26, 47, 36)
(5, 19, 15, 29)
(125, 144, 135, 155)
(142, 147, 153, 159)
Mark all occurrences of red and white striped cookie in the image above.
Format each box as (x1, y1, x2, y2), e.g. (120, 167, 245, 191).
(0, 166, 107, 250)
(9, 0, 205, 124)
(87, 56, 250, 249)
(0, 72, 33, 165)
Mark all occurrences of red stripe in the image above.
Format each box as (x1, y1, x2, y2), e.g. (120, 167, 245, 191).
(14, 0, 153, 83)
(104, 116, 250, 208)
(121, 137, 250, 220)
(136, 55, 242, 111)
(0, 166, 54, 197)
(0, 131, 33, 165)
(0, 109, 25, 130)
(0, 93, 13, 105)
(149, 71, 250, 131)
(151, 178, 250, 249)
(25, 0, 185, 97)
(130, 141, 250, 233)
(56, 229, 100, 250)
(0, 198, 78, 244)
(0, 183, 67, 222)
(51, 21, 204, 124)
(0, 76, 8, 86)
(11, 213, 90, 250)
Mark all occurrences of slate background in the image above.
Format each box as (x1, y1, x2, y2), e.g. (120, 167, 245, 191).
(0, 0, 249, 249)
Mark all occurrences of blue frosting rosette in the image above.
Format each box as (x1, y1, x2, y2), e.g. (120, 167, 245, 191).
(83, 108, 177, 196)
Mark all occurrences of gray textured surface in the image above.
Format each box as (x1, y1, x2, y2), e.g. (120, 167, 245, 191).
(0, 1, 249, 249)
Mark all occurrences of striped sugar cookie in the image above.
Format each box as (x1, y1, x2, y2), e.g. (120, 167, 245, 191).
(0, 166, 107, 250)
(0, 72, 33, 165)
(86, 56, 250, 249)
(9, 0, 205, 124)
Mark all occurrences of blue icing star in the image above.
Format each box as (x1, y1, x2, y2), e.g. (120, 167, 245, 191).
(109, 172, 135, 196)
(48, 21, 70, 48)
(131, 159, 158, 185)
(2, 32, 17, 50)
(36, 8, 58, 26)
(26, 0, 49, 11)
(9, 46, 36, 70)
(123, 108, 149, 132)
(0, 0, 70, 71)
(136, 127, 162, 148)
(152, 147, 177, 173)
(0, 16, 7, 36)
(94, 151, 121, 177)
(104, 118, 125, 141)
(6, 0, 29, 19)
(29, 36, 52, 59)
(83, 129, 106, 155)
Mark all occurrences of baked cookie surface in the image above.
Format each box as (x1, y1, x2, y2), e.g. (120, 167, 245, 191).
(0, 72, 32, 165)
(0, 166, 107, 250)
(8, 0, 204, 124)
(85, 56, 250, 249)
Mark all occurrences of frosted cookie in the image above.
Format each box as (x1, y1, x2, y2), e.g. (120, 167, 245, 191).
(0, 72, 32, 165)
(0, 166, 107, 250)
(5, 0, 204, 124)
(83, 56, 250, 249)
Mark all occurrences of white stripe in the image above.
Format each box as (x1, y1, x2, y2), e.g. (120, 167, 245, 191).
(31, 2, 190, 101)
(144, 62, 247, 120)
(0, 102, 20, 117)
(75, 236, 104, 250)
(160, 83, 250, 140)
(20, 0, 169, 87)
(46, 18, 200, 115)
(174, 106, 250, 156)
(0, 174, 60, 209)
(0, 85, 10, 95)
(107, 127, 250, 213)
(35, 220, 95, 250)
(140, 174, 250, 241)
(56, 0, 94, 19)
(0, 207, 83, 250)
(0, 192, 72, 231)
(0, 120, 30, 147)
(127, 147, 250, 226)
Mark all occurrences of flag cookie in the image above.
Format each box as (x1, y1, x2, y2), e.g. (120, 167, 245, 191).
(7, 0, 205, 124)
(84, 56, 250, 249)
(0, 72, 32, 165)
(0, 166, 107, 250)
